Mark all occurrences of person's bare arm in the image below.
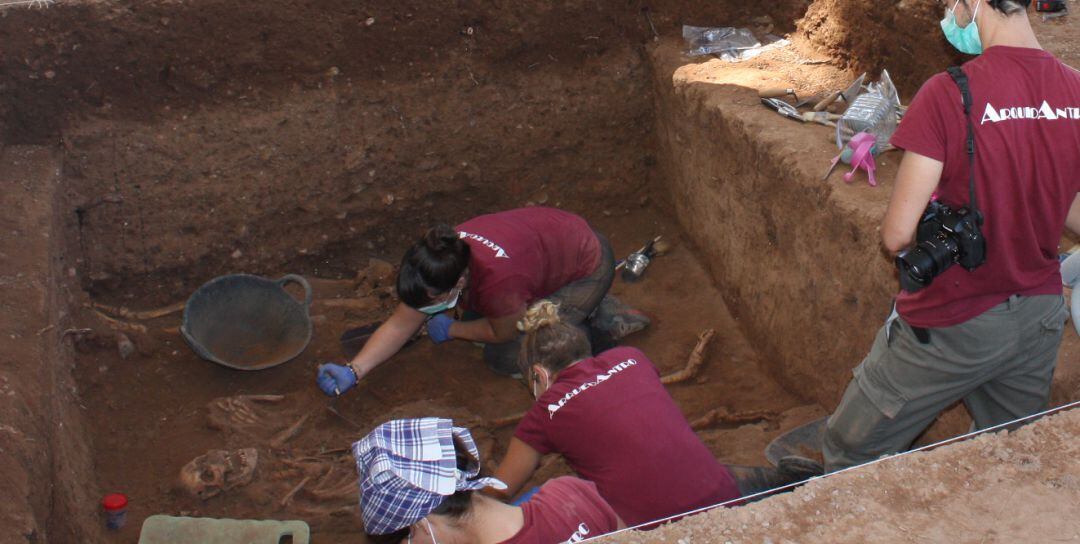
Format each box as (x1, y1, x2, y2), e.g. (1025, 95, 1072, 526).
(348, 303, 427, 379)
(881, 151, 945, 255)
(490, 437, 543, 501)
(1065, 193, 1080, 236)
(448, 311, 523, 344)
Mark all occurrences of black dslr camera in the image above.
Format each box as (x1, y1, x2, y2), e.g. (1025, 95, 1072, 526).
(895, 200, 985, 293)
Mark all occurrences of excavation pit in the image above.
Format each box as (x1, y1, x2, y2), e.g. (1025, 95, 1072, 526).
(2, 1, 1079, 542)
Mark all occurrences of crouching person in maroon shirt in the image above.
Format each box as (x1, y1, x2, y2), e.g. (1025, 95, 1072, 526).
(355, 417, 623, 544)
(317, 207, 624, 397)
(492, 301, 823, 528)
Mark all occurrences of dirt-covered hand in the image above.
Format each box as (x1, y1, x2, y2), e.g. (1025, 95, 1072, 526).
(426, 314, 455, 344)
(316, 363, 358, 396)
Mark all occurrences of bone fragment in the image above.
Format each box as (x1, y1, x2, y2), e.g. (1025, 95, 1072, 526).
(689, 408, 779, 430)
(92, 309, 148, 333)
(488, 411, 526, 428)
(270, 413, 312, 448)
(279, 476, 312, 508)
(92, 301, 185, 320)
(660, 328, 716, 385)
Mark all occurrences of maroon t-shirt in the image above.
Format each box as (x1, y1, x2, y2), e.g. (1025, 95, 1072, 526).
(514, 347, 741, 527)
(499, 477, 619, 544)
(455, 208, 600, 318)
(890, 46, 1080, 328)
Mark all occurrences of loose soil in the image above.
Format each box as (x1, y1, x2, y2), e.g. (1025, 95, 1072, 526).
(610, 407, 1080, 543)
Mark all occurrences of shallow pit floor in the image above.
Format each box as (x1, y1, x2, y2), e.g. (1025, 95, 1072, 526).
(73, 202, 823, 542)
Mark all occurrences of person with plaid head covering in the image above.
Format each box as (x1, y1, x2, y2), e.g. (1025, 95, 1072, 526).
(354, 417, 623, 544)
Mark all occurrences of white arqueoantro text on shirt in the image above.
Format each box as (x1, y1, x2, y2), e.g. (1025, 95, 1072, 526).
(546, 359, 638, 418)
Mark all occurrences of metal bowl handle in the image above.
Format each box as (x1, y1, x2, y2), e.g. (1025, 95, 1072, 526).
(276, 274, 313, 312)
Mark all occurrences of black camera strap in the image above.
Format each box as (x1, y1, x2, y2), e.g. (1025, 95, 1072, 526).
(946, 66, 980, 216)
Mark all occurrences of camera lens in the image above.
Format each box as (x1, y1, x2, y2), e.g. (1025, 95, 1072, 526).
(896, 235, 960, 292)
(897, 246, 936, 292)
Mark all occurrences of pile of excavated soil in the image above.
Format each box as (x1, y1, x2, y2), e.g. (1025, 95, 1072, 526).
(608, 407, 1080, 543)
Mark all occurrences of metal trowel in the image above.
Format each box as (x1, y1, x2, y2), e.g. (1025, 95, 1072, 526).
(813, 72, 866, 112)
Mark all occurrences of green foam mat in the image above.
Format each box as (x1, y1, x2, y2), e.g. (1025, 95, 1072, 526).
(138, 515, 310, 544)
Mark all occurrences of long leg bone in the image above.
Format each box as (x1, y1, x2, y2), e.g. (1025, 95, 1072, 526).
(661, 328, 716, 385)
(689, 408, 779, 430)
(92, 301, 186, 321)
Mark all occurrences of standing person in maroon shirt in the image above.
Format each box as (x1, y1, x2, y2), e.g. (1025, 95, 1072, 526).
(824, 0, 1080, 471)
(316, 207, 621, 396)
(493, 301, 823, 528)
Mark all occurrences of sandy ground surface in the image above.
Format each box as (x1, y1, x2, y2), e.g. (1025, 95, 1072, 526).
(605, 407, 1080, 543)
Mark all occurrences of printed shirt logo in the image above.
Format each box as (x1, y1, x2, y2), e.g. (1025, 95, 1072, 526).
(566, 522, 591, 544)
(980, 101, 1080, 124)
(547, 359, 637, 418)
(459, 231, 510, 259)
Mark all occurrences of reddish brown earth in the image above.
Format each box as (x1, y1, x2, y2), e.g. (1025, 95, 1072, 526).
(608, 407, 1080, 543)
(0, 0, 1077, 543)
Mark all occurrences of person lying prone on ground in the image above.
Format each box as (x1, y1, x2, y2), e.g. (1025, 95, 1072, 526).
(491, 300, 823, 528)
(317, 207, 619, 396)
(355, 417, 624, 544)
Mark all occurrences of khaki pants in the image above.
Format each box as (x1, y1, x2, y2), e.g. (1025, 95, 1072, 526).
(824, 294, 1069, 472)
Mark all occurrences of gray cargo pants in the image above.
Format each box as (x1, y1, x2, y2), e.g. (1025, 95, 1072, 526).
(823, 294, 1069, 473)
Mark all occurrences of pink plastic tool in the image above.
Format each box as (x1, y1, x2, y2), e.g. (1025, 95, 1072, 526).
(827, 132, 878, 187)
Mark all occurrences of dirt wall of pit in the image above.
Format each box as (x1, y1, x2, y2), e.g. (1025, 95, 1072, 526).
(0, 0, 816, 301)
(648, 40, 901, 406)
(0, 147, 101, 543)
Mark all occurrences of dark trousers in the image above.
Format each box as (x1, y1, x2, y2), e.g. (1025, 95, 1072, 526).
(483, 230, 615, 375)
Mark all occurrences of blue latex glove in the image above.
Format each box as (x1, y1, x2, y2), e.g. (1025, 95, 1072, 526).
(511, 486, 541, 506)
(426, 314, 455, 344)
(317, 363, 357, 397)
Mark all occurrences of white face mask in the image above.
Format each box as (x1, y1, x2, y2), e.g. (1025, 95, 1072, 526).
(417, 287, 461, 316)
(407, 519, 439, 544)
(417, 275, 466, 316)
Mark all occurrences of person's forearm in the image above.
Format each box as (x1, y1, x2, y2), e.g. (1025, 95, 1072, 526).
(493, 438, 541, 499)
(448, 318, 500, 344)
(349, 304, 425, 377)
(881, 151, 943, 256)
(1065, 193, 1080, 236)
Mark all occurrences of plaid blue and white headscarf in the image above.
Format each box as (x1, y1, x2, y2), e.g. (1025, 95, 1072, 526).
(353, 417, 507, 535)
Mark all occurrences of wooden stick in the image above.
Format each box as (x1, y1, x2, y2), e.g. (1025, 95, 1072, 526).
(92, 301, 185, 321)
(279, 476, 312, 508)
(660, 329, 716, 385)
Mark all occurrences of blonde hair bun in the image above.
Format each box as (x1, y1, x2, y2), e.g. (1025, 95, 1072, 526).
(518, 300, 562, 332)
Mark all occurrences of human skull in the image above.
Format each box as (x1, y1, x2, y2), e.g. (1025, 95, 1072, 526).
(178, 448, 258, 500)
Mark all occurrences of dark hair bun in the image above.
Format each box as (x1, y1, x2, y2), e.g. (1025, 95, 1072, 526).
(424, 224, 460, 253)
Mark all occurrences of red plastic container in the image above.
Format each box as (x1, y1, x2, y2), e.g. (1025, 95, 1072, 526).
(102, 493, 128, 530)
